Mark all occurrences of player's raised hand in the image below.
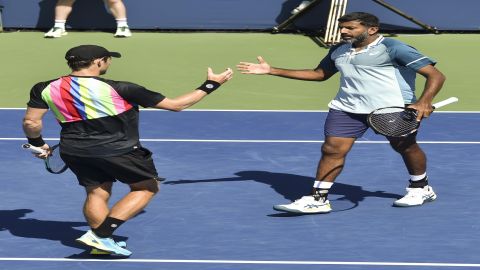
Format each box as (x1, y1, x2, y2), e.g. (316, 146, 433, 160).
(207, 67, 233, 84)
(237, 56, 271, 75)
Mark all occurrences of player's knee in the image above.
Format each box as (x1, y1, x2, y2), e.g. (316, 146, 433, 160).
(144, 181, 160, 196)
(130, 179, 159, 195)
(321, 142, 348, 158)
(149, 181, 160, 195)
(86, 182, 113, 199)
(389, 139, 417, 153)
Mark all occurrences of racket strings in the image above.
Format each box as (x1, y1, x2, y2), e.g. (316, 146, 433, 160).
(369, 109, 419, 137)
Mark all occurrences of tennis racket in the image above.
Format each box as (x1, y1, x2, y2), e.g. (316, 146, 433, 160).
(367, 97, 459, 137)
(22, 143, 68, 174)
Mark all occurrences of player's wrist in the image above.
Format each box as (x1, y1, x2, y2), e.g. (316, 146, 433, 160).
(198, 80, 221, 94)
(267, 67, 276, 75)
(27, 135, 46, 147)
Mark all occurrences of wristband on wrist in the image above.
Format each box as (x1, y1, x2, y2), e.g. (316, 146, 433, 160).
(27, 136, 46, 147)
(197, 80, 221, 94)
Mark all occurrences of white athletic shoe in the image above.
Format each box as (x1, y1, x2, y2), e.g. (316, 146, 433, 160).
(76, 230, 132, 256)
(273, 196, 332, 214)
(44, 27, 67, 38)
(393, 185, 437, 207)
(91, 241, 127, 255)
(114, 27, 132, 38)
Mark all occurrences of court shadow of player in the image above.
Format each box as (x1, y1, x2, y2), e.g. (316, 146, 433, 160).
(164, 171, 402, 215)
(0, 209, 128, 258)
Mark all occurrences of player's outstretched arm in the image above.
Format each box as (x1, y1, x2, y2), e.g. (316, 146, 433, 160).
(154, 67, 233, 112)
(237, 56, 333, 81)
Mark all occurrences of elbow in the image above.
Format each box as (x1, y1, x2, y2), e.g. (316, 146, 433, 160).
(168, 103, 185, 112)
(23, 118, 41, 130)
(170, 107, 184, 112)
(154, 98, 187, 112)
(440, 73, 447, 84)
(433, 69, 446, 85)
(437, 73, 447, 89)
(159, 105, 184, 112)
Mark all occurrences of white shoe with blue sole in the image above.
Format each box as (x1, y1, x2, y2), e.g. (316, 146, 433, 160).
(76, 230, 132, 257)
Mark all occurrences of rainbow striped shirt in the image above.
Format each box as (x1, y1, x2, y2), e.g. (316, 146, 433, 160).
(41, 76, 133, 123)
(28, 76, 165, 157)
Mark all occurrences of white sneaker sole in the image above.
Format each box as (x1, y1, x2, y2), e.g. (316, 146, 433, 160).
(393, 193, 437, 207)
(114, 33, 132, 38)
(91, 241, 127, 255)
(44, 32, 68, 38)
(273, 205, 332, 214)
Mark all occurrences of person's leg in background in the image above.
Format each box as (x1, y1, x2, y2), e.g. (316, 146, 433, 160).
(105, 0, 132, 37)
(44, 0, 75, 38)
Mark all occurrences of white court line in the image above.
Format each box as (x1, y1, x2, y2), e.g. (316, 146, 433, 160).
(1, 138, 480, 144)
(0, 258, 479, 267)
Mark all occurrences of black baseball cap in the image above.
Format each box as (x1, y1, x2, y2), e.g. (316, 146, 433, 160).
(65, 45, 121, 61)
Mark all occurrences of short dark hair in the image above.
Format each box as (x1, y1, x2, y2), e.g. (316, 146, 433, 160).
(67, 56, 109, 71)
(338, 12, 380, 27)
(67, 59, 95, 71)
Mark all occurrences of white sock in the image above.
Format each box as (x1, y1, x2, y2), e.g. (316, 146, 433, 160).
(313, 180, 334, 189)
(116, 19, 128, 28)
(54, 20, 66, 29)
(410, 172, 427, 181)
(313, 181, 333, 201)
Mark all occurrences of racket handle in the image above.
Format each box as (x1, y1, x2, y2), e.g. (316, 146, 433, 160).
(22, 143, 47, 155)
(432, 97, 458, 109)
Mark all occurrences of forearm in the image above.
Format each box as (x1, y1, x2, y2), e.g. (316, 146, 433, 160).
(172, 90, 208, 111)
(23, 119, 43, 138)
(154, 68, 232, 111)
(22, 118, 47, 147)
(269, 67, 327, 81)
(155, 90, 209, 112)
(22, 107, 49, 146)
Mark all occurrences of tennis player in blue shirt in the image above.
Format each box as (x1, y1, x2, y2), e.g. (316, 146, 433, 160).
(237, 12, 446, 214)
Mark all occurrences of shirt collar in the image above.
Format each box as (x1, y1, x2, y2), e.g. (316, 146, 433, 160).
(349, 35, 384, 54)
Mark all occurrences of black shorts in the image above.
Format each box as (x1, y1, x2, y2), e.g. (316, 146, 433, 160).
(61, 147, 160, 187)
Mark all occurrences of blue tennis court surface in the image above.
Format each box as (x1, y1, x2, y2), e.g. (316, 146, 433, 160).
(1, 109, 479, 270)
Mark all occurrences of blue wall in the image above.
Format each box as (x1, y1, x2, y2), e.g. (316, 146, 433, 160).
(1, 0, 479, 31)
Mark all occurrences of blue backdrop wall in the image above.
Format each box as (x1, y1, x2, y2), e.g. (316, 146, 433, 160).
(1, 0, 479, 31)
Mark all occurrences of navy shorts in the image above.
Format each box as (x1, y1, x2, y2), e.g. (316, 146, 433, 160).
(61, 147, 160, 187)
(324, 109, 370, 138)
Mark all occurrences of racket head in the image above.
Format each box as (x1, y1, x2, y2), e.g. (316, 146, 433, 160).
(367, 106, 420, 137)
(45, 144, 68, 174)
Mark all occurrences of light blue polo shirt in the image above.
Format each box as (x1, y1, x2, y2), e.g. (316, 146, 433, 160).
(319, 35, 436, 113)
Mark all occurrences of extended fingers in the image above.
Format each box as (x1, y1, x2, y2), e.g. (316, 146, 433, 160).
(236, 62, 253, 69)
(223, 68, 234, 80)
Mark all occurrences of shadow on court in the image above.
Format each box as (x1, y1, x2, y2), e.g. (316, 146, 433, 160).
(164, 171, 402, 215)
(0, 209, 128, 258)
